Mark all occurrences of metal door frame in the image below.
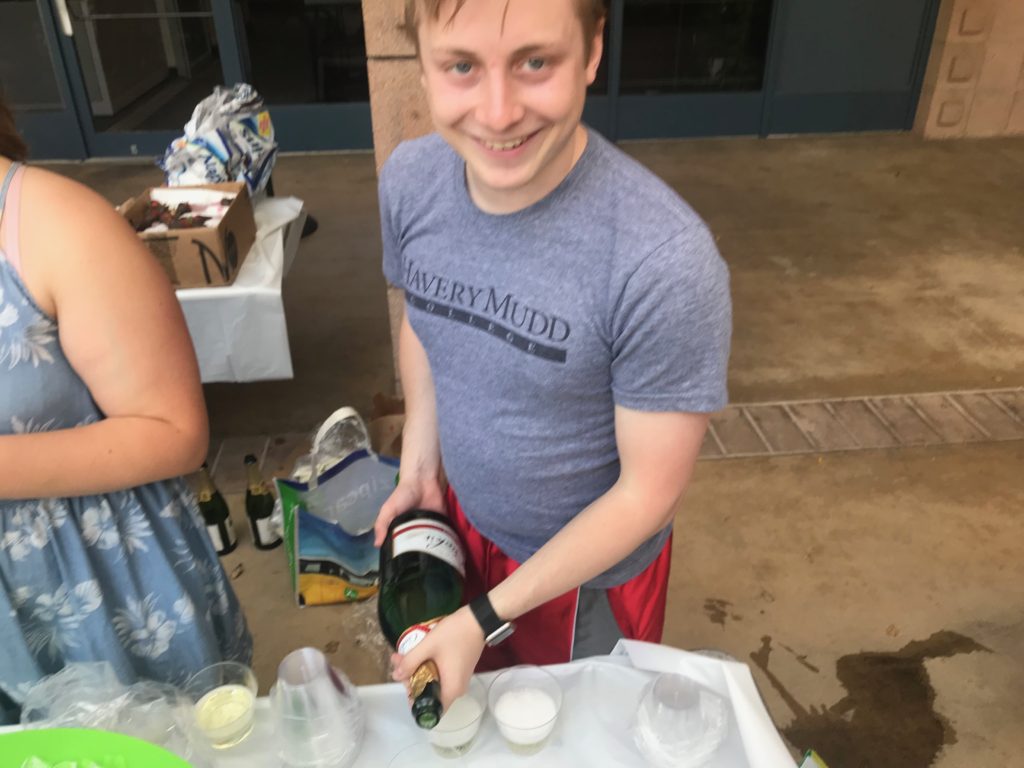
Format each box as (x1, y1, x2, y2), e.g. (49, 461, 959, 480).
(8, 0, 88, 159)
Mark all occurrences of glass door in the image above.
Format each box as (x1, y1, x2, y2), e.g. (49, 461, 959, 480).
(1, 0, 87, 158)
(227, 0, 372, 151)
(601, 0, 776, 139)
(47, 0, 234, 156)
(16, 0, 372, 158)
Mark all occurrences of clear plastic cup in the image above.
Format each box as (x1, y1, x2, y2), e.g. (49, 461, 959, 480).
(427, 677, 487, 757)
(271, 647, 365, 768)
(487, 666, 562, 755)
(632, 673, 728, 768)
(184, 661, 258, 749)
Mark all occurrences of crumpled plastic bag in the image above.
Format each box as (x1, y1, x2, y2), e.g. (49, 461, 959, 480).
(19, 663, 210, 767)
(159, 83, 278, 194)
(275, 408, 399, 606)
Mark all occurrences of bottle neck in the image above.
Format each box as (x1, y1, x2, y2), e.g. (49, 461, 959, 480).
(245, 464, 267, 495)
(198, 467, 217, 503)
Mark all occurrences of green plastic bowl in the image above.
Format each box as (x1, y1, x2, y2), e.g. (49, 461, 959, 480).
(0, 728, 191, 768)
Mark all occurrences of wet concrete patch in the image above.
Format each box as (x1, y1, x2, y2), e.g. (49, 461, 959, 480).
(751, 632, 990, 767)
(704, 598, 742, 627)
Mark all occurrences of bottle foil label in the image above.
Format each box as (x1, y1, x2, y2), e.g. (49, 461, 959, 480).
(398, 618, 441, 655)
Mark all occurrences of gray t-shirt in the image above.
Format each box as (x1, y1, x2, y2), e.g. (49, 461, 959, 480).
(379, 129, 731, 587)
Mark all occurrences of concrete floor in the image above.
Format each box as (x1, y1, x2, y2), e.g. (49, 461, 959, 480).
(49, 132, 1024, 767)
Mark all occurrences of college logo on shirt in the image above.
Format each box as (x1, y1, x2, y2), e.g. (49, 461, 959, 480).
(404, 260, 570, 363)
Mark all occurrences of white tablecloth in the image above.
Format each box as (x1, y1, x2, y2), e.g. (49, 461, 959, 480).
(176, 197, 306, 383)
(213, 641, 795, 768)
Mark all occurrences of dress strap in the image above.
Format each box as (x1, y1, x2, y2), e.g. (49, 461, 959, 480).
(0, 162, 26, 274)
(0, 162, 20, 215)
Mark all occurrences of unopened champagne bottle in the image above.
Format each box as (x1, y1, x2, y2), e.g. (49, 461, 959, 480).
(197, 462, 238, 556)
(378, 509, 466, 729)
(244, 454, 281, 550)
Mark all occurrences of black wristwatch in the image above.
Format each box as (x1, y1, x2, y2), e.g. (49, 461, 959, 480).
(469, 594, 516, 647)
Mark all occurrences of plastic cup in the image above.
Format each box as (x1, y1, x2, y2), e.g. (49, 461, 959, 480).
(184, 661, 258, 749)
(427, 676, 487, 757)
(271, 647, 365, 768)
(487, 666, 562, 755)
(632, 673, 729, 768)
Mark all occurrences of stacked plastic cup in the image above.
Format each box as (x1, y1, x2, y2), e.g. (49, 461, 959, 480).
(271, 648, 365, 768)
(632, 673, 728, 768)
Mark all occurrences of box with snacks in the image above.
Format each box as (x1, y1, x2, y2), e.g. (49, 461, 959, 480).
(118, 182, 256, 289)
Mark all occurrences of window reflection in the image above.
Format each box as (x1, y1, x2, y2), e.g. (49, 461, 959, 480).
(239, 0, 369, 104)
(65, 0, 220, 132)
(620, 0, 773, 94)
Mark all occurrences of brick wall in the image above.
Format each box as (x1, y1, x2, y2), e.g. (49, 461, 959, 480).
(363, 0, 433, 170)
(362, 0, 432, 387)
(915, 0, 1024, 137)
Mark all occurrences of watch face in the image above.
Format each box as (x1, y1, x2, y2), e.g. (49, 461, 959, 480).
(487, 622, 515, 647)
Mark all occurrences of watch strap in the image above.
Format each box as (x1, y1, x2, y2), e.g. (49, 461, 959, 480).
(469, 594, 514, 646)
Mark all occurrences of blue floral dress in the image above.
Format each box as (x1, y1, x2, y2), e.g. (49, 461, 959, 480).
(0, 163, 252, 724)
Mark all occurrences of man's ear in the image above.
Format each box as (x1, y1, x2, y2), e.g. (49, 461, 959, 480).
(585, 18, 605, 84)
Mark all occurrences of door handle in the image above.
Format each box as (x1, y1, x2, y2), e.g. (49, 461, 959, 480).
(53, 0, 74, 36)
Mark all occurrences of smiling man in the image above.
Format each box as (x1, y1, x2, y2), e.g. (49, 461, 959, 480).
(376, 0, 732, 709)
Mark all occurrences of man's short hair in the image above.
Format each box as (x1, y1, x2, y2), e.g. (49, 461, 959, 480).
(403, 0, 607, 59)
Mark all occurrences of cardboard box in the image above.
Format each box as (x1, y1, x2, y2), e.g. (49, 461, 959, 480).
(119, 182, 256, 289)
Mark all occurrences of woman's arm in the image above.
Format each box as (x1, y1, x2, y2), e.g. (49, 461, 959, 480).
(0, 168, 207, 499)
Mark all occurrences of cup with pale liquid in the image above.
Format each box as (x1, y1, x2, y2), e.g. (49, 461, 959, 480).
(426, 676, 487, 757)
(184, 661, 258, 749)
(488, 666, 562, 755)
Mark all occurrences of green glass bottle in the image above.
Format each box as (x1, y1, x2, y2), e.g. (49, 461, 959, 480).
(244, 454, 281, 550)
(197, 462, 238, 556)
(378, 509, 466, 729)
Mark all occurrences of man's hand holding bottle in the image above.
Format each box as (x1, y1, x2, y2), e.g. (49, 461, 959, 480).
(374, 474, 446, 547)
(390, 604, 485, 714)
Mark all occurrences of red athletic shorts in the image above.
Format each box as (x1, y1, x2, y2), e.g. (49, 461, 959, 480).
(445, 487, 672, 671)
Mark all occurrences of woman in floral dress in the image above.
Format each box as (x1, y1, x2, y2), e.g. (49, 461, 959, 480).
(0, 97, 251, 723)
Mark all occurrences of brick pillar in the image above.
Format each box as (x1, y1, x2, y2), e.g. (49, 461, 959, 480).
(914, 0, 1024, 138)
(362, 0, 434, 391)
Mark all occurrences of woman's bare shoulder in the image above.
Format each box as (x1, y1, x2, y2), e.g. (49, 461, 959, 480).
(22, 166, 157, 265)
(19, 166, 172, 313)
(23, 166, 126, 225)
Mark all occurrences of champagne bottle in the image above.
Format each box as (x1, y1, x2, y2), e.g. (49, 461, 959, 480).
(197, 462, 238, 556)
(244, 454, 281, 550)
(378, 509, 466, 729)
